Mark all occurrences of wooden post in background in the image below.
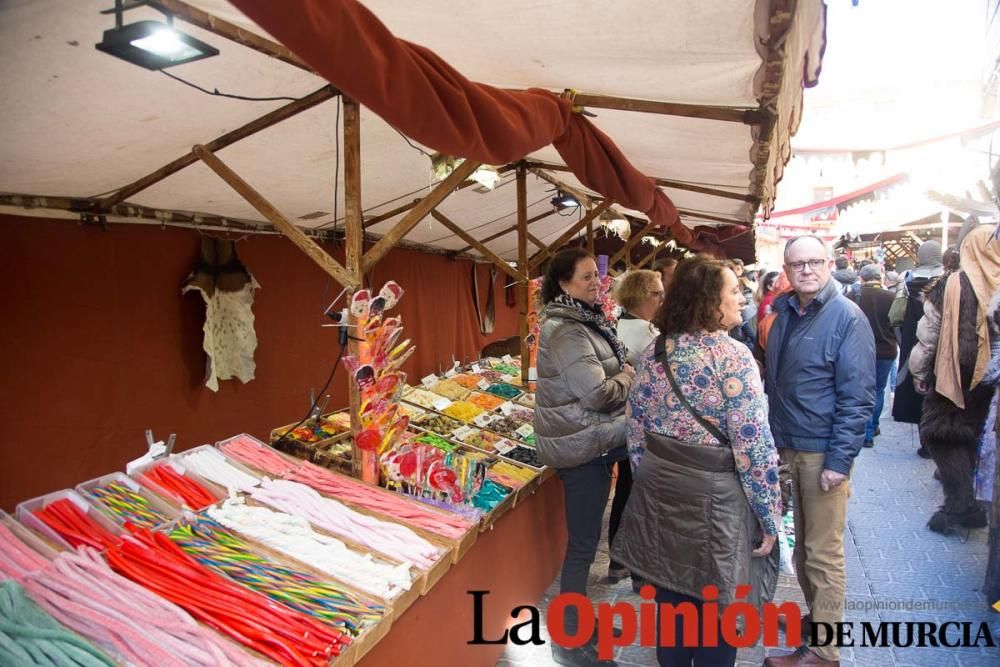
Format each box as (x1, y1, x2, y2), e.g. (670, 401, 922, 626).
(517, 166, 530, 385)
(587, 218, 595, 254)
(343, 98, 366, 479)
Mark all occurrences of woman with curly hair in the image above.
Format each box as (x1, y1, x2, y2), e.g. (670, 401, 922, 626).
(612, 258, 781, 667)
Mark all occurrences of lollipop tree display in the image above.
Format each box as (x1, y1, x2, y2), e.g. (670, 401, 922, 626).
(342, 281, 414, 484)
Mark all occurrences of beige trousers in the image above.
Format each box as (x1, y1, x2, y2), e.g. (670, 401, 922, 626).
(780, 448, 851, 662)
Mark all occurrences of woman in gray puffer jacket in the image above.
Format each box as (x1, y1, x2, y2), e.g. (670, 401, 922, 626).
(534, 248, 634, 667)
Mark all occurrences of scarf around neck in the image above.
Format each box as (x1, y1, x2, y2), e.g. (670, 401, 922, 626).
(552, 293, 628, 368)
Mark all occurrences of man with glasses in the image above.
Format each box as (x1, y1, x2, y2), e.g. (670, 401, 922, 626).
(763, 236, 875, 667)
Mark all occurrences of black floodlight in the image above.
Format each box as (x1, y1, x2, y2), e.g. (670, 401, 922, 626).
(96, 2, 218, 70)
(551, 191, 580, 210)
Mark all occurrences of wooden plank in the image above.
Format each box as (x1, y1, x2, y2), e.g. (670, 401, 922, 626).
(193, 145, 358, 288)
(452, 208, 557, 254)
(363, 200, 419, 228)
(635, 247, 659, 269)
(522, 160, 754, 203)
(362, 159, 480, 272)
(609, 219, 657, 267)
(586, 219, 595, 254)
(528, 200, 613, 271)
(517, 166, 530, 384)
(429, 210, 525, 283)
(343, 98, 365, 479)
(99, 86, 338, 210)
(527, 232, 551, 255)
(571, 92, 763, 125)
(676, 209, 753, 227)
(149, 0, 313, 71)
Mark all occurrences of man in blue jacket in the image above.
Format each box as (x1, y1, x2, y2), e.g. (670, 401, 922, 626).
(763, 236, 875, 667)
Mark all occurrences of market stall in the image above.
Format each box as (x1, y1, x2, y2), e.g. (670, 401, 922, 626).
(1, 0, 827, 664)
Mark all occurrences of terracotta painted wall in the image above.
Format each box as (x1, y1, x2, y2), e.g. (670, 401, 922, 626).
(0, 215, 518, 509)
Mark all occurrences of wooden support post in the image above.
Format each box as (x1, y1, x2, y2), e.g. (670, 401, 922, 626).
(100, 86, 338, 210)
(528, 200, 613, 271)
(452, 208, 557, 255)
(587, 219, 595, 254)
(192, 145, 358, 288)
(430, 210, 525, 283)
(517, 166, 530, 384)
(609, 219, 658, 267)
(362, 159, 480, 272)
(342, 98, 366, 479)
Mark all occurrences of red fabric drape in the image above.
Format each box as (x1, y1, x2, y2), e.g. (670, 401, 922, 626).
(229, 0, 697, 243)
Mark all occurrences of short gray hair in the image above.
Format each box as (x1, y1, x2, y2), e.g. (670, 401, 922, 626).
(783, 235, 829, 262)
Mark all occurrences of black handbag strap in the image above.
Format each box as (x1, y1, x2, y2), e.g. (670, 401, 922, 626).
(654, 335, 730, 445)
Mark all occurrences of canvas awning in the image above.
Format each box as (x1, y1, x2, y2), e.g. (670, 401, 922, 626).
(0, 0, 827, 261)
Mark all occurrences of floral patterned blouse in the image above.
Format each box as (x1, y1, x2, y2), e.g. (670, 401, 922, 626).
(627, 331, 782, 535)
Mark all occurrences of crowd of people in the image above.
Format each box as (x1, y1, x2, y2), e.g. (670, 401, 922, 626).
(532, 226, 1000, 667)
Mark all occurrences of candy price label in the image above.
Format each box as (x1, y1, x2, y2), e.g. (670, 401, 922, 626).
(473, 414, 496, 428)
(494, 439, 517, 455)
(502, 354, 513, 363)
(471, 363, 482, 374)
(421, 374, 438, 387)
(432, 397, 453, 412)
(515, 423, 535, 438)
(477, 379, 491, 391)
(452, 425, 475, 441)
(500, 374, 514, 383)
(498, 401, 515, 416)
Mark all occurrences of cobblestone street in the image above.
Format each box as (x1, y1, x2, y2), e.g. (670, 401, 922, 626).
(498, 398, 1000, 666)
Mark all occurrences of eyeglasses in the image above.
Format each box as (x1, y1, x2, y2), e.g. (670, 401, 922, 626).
(786, 259, 826, 273)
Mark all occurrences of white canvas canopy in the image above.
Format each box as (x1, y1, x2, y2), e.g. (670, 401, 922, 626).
(0, 0, 827, 260)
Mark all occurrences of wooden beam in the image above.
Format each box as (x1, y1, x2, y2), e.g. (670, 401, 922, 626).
(635, 247, 659, 269)
(99, 86, 338, 210)
(527, 232, 551, 255)
(342, 98, 366, 479)
(609, 219, 658, 266)
(452, 208, 557, 255)
(586, 219, 595, 254)
(517, 166, 530, 383)
(363, 199, 420, 228)
(149, 0, 313, 71)
(570, 92, 764, 125)
(528, 200, 613, 271)
(523, 160, 754, 203)
(430, 210, 524, 283)
(676, 209, 752, 227)
(193, 144, 358, 288)
(362, 159, 480, 272)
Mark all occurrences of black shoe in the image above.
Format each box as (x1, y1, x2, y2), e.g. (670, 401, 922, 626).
(552, 642, 617, 666)
(917, 446, 931, 459)
(863, 439, 874, 448)
(875, 427, 881, 436)
(928, 507, 951, 534)
(955, 505, 988, 529)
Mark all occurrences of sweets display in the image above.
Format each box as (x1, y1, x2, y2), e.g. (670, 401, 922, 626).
(402, 387, 441, 409)
(428, 379, 470, 401)
(485, 383, 522, 400)
(208, 496, 413, 600)
(467, 392, 505, 412)
(441, 400, 484, 423)
(411, 412, 463, 437)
